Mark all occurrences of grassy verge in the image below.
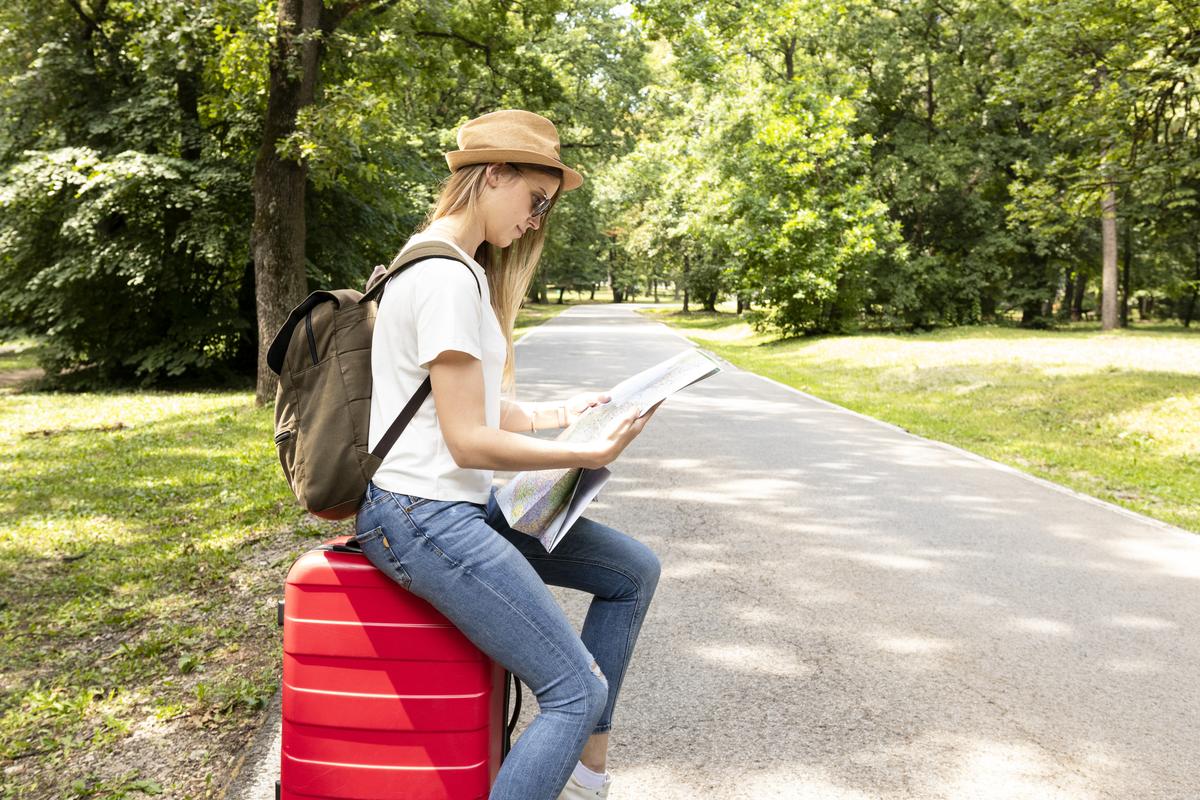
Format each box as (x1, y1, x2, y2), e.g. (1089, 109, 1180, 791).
(513, 301, 575, 340)
(639, 308, 1200, 534)
(0, 339, 40, 373)
(0, 304, 567, 798)
(0, 381, 313, 798)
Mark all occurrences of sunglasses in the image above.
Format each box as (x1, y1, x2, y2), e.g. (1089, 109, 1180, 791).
(512, 166, 554, 218)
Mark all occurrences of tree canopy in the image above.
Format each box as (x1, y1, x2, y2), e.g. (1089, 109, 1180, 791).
(1, 0, 1196, 388)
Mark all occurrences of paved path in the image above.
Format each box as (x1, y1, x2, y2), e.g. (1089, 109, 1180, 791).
(235, 303, 1200, 799)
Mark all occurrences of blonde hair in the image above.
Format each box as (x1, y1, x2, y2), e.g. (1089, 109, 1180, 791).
(411, 161, 562, 394)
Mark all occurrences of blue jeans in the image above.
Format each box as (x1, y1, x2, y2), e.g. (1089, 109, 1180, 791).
(353, 479, 662, 800)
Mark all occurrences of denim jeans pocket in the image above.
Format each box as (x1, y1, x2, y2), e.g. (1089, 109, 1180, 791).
(354, 524, 414, 591)
(398, 494, 431, 513)
(356, 491, 378, 516)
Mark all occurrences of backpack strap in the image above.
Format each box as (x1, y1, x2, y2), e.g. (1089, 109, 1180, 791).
(266, 288, 365, 376)
(362, 239, 481, 301)
(364, 239, 483, 461)
(369, 375, 434, 460)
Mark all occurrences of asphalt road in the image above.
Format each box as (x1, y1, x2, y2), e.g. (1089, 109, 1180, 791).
(233, 303, 1200, 800)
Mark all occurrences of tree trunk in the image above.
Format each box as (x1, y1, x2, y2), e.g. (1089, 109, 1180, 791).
(557, 287, 565, 304)
(1047, 265, 1067, 319)
(234, 258, 257, 375)
(1184, 236, 1200, 328)
(1099, 177, 1119, 330)
(251, 0, 325, 405)
(1040, 276, 1055, 319)
(590, 284, 596, 300)
(704, 290, 717, 312)
(981, 291, 996, 320)
(1090, 64, 1119, 331)
(607, 245, 618, 303)
(1071, 270, 1086, 322)
(1121, 221, 1132, 327)
(1021, 253, 1047, 326)
(736, 294, 744, 314)
(175, 67, 203, 162)
(682, 253, 690, 312)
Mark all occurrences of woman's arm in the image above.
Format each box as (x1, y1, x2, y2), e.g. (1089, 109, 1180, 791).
(499, 398, 567, 433)
(429, 350, 655, 472)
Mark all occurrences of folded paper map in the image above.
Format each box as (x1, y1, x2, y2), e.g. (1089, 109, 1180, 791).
(495, 347, 723, 552)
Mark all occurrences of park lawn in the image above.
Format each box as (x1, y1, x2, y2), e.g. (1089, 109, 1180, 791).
(513, 300, 580, 338)
(0, 304, 569, 798)
(0, 339, 39, 373)
(639, 308, 1200, 535)
(0, 381, 305, 799)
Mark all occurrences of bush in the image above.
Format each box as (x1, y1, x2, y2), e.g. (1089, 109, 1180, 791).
(0, 148, 251, 387)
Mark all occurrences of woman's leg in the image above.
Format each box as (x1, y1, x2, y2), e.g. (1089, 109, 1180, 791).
(354, 481, 609, 800)
(483, 486, 662, 755)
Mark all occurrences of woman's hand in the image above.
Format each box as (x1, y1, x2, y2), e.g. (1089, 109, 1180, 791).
(577, 399, 663, 469)
(563, 392, 612, 427)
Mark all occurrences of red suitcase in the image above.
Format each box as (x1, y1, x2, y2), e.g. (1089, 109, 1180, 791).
(276, 535, 521, 800)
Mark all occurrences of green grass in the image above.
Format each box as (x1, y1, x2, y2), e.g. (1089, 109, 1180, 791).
(514, 301, 576, 339)
(0, 305, 571, 797)
(0, 338, 40, 373)
(0, 385, 318, 797)
(640, 307, 1200, 534)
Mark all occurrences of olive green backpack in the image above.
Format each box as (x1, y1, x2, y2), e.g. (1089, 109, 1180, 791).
(266, 240, 481, 520)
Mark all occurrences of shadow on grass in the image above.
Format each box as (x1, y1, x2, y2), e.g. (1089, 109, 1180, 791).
(0, 391, 326, 779)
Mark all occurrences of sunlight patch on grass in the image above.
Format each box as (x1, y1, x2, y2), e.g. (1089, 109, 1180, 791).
(1106, 394, 1200, 458)
(0, 380, 312, 792)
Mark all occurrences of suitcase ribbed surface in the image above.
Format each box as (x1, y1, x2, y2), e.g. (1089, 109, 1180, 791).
(280, 536, 506, 800)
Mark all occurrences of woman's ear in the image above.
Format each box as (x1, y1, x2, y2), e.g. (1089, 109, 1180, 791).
(484, 162, 505, 188)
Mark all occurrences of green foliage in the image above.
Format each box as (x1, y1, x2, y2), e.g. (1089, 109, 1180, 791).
(606, 3, 904, 334)
(2, 0, 1199, 381)
(0, 0, 259, 387)
(0, 0, 651, 385)
(0, 147, 250, 386)
(629, 0, 1200, 331)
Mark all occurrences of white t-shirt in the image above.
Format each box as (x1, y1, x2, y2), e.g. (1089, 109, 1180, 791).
(367, 231, 507, 504)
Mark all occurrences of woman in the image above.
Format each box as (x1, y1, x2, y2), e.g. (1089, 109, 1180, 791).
(354, 109, 663, 800)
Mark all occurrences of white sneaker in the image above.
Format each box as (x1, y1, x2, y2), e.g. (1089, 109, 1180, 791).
(556, 770, 613, 799)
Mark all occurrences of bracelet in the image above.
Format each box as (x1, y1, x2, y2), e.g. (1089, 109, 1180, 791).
(529, 405, 568, 432)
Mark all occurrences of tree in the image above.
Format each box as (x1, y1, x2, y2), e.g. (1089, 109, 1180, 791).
(629, 0, 903, 335)
(0, 0, 254, 386)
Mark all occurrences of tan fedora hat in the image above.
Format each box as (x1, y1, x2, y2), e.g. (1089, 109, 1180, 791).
(444, 109, 583, 193)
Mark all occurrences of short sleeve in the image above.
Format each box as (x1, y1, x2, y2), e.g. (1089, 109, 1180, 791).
(407, 260, 483, 370)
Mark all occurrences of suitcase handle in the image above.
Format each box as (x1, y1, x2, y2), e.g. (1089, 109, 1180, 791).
(507, 672, 522, 745)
